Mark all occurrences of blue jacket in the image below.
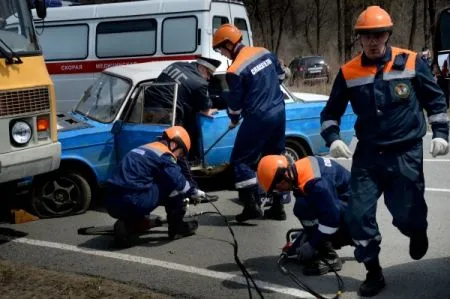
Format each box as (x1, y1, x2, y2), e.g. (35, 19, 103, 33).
(225, 45, 285, 123)
(321, 46, 449, 147)
(293, 156, 350, 247)
(108, 141, 194, 203)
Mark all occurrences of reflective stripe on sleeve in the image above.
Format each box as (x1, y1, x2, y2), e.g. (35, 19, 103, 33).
(235, 177, 257, 189)
(318, 223, 338, 234)
(428, 112, 449, 124)
(169, 181, 191, 198)
(321, 120, 339, 132)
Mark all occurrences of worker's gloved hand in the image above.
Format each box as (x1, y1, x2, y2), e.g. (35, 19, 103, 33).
(189, 189, 206, 205)
(330, 140, 352, 159)
(296, 242, 316, 262)
(430, 138, 449, 157)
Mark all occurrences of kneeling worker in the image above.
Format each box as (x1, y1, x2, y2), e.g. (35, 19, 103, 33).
(257, 155, 353, 275)
(105, 126, 205, 247)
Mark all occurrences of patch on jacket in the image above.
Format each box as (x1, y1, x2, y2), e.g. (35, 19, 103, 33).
(394, 83, 410, 99)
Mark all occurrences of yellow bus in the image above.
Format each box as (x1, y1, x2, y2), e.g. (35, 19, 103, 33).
(0, 1, 60, 185)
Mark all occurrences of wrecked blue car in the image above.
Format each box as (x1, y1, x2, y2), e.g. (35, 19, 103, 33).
(30, 61, 356, 218)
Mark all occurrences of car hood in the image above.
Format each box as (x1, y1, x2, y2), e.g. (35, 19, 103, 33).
(292, 92, 329, 102)
(57, 112, 94, 132)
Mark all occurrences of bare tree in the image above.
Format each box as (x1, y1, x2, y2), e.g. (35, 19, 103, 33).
(408, 0, 418, 49)
(424, 0, 430, 48)
(244, 0, 293, 54)
(428, 0, 437, 49)
(313, 0, 329, 54)
(337, 0, 343, 63)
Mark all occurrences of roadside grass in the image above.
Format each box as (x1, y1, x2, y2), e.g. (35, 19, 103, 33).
(0, 259, 174, 298)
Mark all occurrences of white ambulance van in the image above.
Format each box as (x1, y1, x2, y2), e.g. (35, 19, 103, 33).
(33, 0, 253, 112)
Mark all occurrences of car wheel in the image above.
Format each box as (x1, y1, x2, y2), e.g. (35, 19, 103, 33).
(285, 139, 309, 162)
(31, 172, 92, 218)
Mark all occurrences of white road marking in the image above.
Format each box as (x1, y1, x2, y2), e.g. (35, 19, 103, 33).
(334, 157, 450, 162)
(1, 236, 316, 299)
(426, 188, 450, 193)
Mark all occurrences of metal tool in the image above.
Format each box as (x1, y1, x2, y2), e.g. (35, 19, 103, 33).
(203, 127, 233, 156)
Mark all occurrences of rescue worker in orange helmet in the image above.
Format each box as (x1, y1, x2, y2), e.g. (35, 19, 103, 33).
(212, 24, 288, 222)
(105, 126, 206, 247)
(320, 6, 449, 297)
(257, 155, 353, 276)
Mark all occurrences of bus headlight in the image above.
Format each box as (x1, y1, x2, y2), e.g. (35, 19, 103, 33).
(11, 121, 32, 145)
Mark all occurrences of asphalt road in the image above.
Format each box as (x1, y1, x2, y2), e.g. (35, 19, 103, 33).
(0, 134, 449, 299)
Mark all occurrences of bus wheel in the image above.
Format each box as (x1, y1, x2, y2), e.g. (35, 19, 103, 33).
(31, 172, 92, 218)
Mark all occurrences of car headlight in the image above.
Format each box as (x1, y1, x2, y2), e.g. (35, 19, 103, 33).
(11, 121, 32, 145)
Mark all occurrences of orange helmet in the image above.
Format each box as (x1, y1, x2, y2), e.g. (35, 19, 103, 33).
(257, 155, 289, 193)
(354, 6, 393, 34)
(212, 23, 242, 49)
(163, 126, 191, 154)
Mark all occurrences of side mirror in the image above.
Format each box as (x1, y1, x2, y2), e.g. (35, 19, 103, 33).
(34, 0, 47, 19)
(111, 120, 123, 135)
(436, 52, 450, 80)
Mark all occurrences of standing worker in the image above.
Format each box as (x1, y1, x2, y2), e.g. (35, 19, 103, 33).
(257, 155, 353, 276)
(105, 126, 206, 247)
(320, 6, 449, 297)
(212, 24, 287, 222)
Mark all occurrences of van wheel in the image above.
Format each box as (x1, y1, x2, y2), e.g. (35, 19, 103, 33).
(285, 139, 309, 162)
(31, 172, 92, 218)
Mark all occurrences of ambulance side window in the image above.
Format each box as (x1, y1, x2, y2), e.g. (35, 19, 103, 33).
(234, 18, 250, 46)
(162, 16, 197, 54)
(212, 16, 229, 33)
(36, 24, 89, 61)
(96, 19, 157, 58)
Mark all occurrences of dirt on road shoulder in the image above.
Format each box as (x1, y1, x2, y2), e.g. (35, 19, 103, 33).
(0, 259, 173, 299)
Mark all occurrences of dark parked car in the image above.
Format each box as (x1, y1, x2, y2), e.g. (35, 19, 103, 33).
(288, 56, 331, 84)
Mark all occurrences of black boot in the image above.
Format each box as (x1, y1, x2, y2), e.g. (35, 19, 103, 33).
(114, 219, 133, 248)
(166, 198, 198, 240)
(358, 258, 386, 297)
(409, 230, 428, 260)
(236, 188, 263, 223)
(263, 194, 286, 221)
(303, 241, 342, 276)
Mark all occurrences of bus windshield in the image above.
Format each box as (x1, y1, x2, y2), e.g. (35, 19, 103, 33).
(0, 0, 40, 55)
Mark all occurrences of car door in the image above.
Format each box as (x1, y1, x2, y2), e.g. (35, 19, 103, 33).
(114, 82, 179, 161)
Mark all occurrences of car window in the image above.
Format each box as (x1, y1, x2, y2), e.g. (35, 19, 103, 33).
(208, 74, 229, 110)
(306, 57, 325, 66)
(127, 82, 180, 125)
(75, 73, 131, 123)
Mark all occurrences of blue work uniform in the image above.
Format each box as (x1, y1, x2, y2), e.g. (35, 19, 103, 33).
(292, 156, 352, 249)
(320, 46, 449, 263)
(226, 44, 286, 191)
(105, 141, 195, 221)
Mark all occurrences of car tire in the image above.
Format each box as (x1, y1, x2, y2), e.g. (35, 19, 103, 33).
(31, 171, 92, 218)
(285, 139, 309, 162)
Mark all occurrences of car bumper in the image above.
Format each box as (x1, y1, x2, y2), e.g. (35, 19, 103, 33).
(0, 142, 61, 183)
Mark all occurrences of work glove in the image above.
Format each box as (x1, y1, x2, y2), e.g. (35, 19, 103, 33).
(330, 140, 352, 159)
(430, 138, 449, 157)
(296, 242, 317, 262)
(189, 189, 206, 205)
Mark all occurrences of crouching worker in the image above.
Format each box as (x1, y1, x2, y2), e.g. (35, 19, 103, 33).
(105, 126, 206, 247)
(257, 155, 353, 275)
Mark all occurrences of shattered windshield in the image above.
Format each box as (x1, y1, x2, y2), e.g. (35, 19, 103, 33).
(0, 0, 40, 54)
(75, 73, 131, 123)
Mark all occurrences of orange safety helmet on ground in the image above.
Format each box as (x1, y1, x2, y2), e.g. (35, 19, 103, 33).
(212, 23, 243, 49)
(163, 126, 191, 154)
(354, 6, 393, 34)
(257, 155, 289, 193)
